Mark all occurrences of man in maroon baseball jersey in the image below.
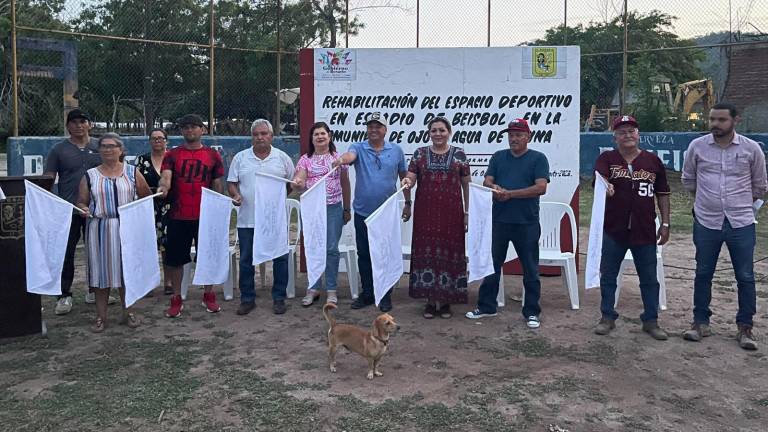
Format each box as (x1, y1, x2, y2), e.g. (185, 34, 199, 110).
(158, 114, 225, 318)
(593, 115, 671, 340)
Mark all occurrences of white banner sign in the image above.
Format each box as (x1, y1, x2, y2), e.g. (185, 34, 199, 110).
(313, 47, 580, 206)
(24, 180, 73, 295)
(467, 183, 494, 282)
(301, 177, 328, 289)
(253, 173, 289, 265)
(365, 191, 404, 306)
(312, 47, 581, 267)
(585, 172, 609, 289)
(193, 188, 232, 286)
(119, 195, 161, 307)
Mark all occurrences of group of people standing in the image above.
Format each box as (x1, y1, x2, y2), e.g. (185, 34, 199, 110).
(593, 103, 765, 351)
(42, 102, 765, 351)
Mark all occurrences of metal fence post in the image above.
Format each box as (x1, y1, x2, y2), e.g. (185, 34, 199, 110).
(275, 0, 282, 135)
(209, 0, 216, 135)
(620, 0, 628, 115)
(416, 0, 420, 48)
(487, 0, 491, 47)
(345, 0, 350, 48)
(11, 0, 19, 137)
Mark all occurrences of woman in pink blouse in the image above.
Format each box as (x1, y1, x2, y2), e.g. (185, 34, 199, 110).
(292, 122, 351, 305)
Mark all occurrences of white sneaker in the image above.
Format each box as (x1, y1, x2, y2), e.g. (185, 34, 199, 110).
(465, 309, 497, 320)
(326, 291, 338, 304)
(526, 315, 541, 329)
(54, 297, 73, 315)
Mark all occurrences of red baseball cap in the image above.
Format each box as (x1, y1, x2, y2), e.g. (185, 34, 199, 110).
(612, 115, 639, 130)
(501, 118, 531, 134)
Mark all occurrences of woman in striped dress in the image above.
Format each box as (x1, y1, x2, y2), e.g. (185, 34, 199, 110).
(76, 133, 151, 333)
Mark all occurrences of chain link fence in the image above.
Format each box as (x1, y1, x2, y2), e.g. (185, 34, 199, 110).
(2, 0, 767, 140)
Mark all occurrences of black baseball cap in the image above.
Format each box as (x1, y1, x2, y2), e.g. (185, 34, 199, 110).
(177, 114, 205, 127)
(66, 109, 91, 123)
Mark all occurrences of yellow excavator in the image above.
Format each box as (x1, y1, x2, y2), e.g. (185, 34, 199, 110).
(585, 78, 715, 130)
(672, 79, 716, 117)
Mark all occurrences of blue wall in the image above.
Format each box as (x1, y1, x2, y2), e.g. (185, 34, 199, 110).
(6, 136, 300, 177)
(7, 132, 768, 177)
(580, 132, 768, 176)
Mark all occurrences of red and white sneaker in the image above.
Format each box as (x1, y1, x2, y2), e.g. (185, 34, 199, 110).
(202, 291, 221, 313)
(165, 295, 184, 318)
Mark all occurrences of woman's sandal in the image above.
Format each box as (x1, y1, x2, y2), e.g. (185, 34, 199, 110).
(438, 304, 452, 319)
(423, 303, 437, 319)
(91, 317, 105, 333)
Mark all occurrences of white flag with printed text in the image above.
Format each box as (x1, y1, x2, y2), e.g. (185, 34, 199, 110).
(365, 193, 403, 306)
(193, 188, 232, 285)
(253, 174, 289, 265)
(119, 195, 161, 306)
(301, 178, 328, 289)
(467, 183, 494, 282)
(24, 180, 73, 295)
(585, 172, 609, 289)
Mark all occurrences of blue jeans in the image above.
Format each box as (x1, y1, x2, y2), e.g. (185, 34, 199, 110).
(598, 234, 659, 322)
(354, 212, 392, 305)
(310, 203, 344, 292)
(477, 222, 541, 318)
(693, 218, 756, 326)
(237, 228, 289, 303)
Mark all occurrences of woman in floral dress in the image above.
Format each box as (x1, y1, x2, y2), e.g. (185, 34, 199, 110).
(401, 117, 471, 319)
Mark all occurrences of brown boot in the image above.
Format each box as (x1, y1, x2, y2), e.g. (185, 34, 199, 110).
(594, 318, 616, 335)
(736, 325, 758, 351)
(642, 321, 668, 341)
(682, 323, 712, 342)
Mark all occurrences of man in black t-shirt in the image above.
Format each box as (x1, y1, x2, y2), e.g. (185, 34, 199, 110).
(593, 115, 671, 340)
(43, 109, 105, 315)
(465, 119, 550, 329)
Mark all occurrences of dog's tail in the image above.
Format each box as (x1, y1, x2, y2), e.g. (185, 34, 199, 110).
(322, 303, 337, 329)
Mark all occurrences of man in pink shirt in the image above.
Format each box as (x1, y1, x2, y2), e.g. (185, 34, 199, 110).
(681, 103, 767, 350)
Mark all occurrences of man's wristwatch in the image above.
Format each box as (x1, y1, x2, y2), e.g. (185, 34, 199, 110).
(404, 201, 412, 206)
(343, 208, 350, 213)
(661, 223, 670, 228)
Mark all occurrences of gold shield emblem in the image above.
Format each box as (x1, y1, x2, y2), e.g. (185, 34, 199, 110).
(532, 48, 557, 78)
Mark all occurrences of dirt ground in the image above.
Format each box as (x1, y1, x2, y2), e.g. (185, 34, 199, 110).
(2, 223, 767, 432)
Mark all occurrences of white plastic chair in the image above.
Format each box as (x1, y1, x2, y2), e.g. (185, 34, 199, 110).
(614, 219, 668, 310)
(499, 201, 579, 310)
(338, 223, 360, 299)
(259, 198, 301, 298)
(181, 206, 238, 301)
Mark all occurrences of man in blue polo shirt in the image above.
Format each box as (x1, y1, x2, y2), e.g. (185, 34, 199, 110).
(334, 112, 410, 312)
(465, 118, 550, 329)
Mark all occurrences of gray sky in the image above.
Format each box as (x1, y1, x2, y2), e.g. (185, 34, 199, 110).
(57, 0, 767, 47)
(348, 0, 768, 48)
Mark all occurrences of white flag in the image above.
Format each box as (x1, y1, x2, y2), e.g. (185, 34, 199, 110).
(193, 188, 232, 285)
(24, 180, 73, 295)
(365, 192, 403, 306)
(119, 195, 161, 307)
(0, 185, 6, 201)
(585, 171, 609, 289)
(467, 183, 494, 282)
(253, 174, 289, 265)
(301, 177, 328, 289)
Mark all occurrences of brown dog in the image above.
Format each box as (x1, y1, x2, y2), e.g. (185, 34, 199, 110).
(322, 303, 399, 380)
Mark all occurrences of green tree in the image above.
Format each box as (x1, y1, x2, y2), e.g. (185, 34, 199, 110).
(1, 0, 70, 136)
(534, 10, 705, 123)
(73, 0, 209, 133)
